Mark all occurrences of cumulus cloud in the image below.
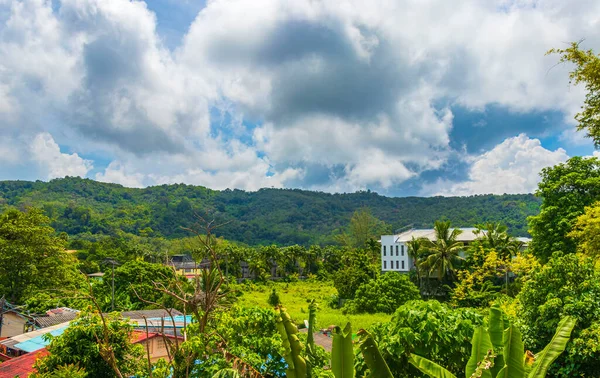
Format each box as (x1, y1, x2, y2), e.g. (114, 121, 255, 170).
(30, 132, 93, 179)
(0, 0, 598, 193)
(423, 134, 569, 196)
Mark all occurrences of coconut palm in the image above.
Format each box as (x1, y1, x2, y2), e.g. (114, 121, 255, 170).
(420, 220, 464, 280)
(407, 236, 428, 291)
(474, 222, 517, 259)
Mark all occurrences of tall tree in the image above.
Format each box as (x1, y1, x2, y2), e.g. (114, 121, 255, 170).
(420, 221, 464, 280)
(548, 42, 600, 146)
(337, 208, 390, 249)
(528, 157, 600, 261)
(0, 208, 82, 304)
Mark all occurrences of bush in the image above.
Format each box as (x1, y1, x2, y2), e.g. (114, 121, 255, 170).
(342, 272, 420, 314)
(268, 288, 281, 307)
(355, 300, 484, 377)
(517, 252, 600, 377)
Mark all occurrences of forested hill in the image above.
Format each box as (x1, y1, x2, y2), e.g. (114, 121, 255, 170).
(0, 177, 540, 245)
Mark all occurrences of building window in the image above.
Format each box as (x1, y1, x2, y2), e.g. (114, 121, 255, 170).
(157, 338, 165, 350)
(402, 260, 405, 270)
(384, 261, 387, 269)
(396, 260, 399, 269)
(390, 246, 393, 256)
(383, 246, 386, 256)
(396, 245, 399, 256)
(401, 245, 405, 256)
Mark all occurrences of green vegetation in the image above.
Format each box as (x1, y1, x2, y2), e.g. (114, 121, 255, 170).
(0, 177, 538, 246)
(236, 281, 390, 331)
(6, 41, 600, 378)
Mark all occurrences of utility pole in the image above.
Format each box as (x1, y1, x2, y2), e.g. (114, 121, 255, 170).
(103, 259, 120, 312)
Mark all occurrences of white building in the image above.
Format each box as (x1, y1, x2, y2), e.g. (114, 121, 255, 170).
(380, 228, 484, 273)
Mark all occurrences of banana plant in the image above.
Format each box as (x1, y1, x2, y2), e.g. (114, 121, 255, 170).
(409, 306, 576, 378)
(277, 305, 393, 378)
(276, 307, 308, 378)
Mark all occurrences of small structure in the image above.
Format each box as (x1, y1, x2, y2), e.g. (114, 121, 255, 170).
(0, 332, 182, 376)
(0, 300, 31, 338)
(166, 255, 201, 279)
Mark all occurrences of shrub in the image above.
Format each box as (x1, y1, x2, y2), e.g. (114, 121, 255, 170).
(268, 288, 281, 307)
(342, 272, 420, 314)
(355, 300, 484, 377)
(517, 252, 600, 377)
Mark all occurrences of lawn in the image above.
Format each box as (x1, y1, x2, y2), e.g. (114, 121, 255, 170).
(234, 280, 391, 331)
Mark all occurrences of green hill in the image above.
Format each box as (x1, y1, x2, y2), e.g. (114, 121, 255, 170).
(0, 177, 540, 245)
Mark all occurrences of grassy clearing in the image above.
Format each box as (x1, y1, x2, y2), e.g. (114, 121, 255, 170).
(234, 280, 391, 331)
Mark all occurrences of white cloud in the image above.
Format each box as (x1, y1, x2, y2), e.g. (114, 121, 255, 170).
(30, 132, 93, 179)
(424, 134, 569, 196)
(0, 0, 598, 193)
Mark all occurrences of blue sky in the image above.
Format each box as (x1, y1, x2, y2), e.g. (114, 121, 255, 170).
(0, 0, 598, 196)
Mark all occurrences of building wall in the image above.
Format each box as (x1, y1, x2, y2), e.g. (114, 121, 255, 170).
(380, 235, 413, 273)
(137, 337, 171, 363)
(0, 312, 27, 338)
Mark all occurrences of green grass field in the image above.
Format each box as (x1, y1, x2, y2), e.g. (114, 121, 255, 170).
(235, 280, 391, 330)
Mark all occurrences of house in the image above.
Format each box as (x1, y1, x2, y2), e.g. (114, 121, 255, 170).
(0, 332, 181, 377)
(0, 301, 31, 338)
(380, 228, 532, 273)
(381, 228, 476, 273)
(166, 255, 202, 278)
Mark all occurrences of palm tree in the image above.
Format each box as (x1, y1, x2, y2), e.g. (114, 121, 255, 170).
(420, 220, 464, 281)
(407, 236, 427, 291)
(474, 222, 517, 259)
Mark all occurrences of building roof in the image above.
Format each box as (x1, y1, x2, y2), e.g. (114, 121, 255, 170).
(0, 348, 48, 377)
(389, 228, 481, 243)
(87, 272, 105, 277)
(34, 308, 79, 328)
(0, 322, 71, 353)
(120, 309, 183, 320)
(0, 332, 175, 377)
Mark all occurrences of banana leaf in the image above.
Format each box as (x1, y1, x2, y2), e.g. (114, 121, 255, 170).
(332, 323, 354, 378)
(527, 316, 576, 378)
(496, 324, 524, 378)
(357, 329, 393, 378)
(409, 354, 457, 378)
(465, 326, 493, 378)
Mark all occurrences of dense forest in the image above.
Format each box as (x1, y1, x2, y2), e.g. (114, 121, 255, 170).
(0, 177, 539, 245)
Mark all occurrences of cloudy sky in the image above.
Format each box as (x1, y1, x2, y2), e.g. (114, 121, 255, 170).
(0, 0, 598, 196)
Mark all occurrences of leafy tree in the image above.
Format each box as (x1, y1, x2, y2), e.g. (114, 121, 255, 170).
(33, 310, 145, 377)
(342, 272, 420, 314)
(420, 220, 464, 280)
(215, 306, 288, 376)
(336, 208, 391, 249)
(333, 248, 378, 299)
(452, 247, 504, 308)
(356, 300, 484, 378)
(102, 259, 180, 311)
(528, 157, 600, 261)
(548, 42, 600, 146)
(0, 208, 83, 304)
(517, 253, 600, 377)
(568, 201, 600, 257)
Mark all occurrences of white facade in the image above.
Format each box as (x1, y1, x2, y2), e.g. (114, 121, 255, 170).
(381, 228, 532, 273)
(380, 234, 413, 273)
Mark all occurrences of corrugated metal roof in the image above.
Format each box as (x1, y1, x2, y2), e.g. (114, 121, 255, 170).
(0, 322, 71, 352)
(0, 348, 48, 377)
(13, 326, 67, 353)
(120, 309, 182, 319)
(34, 312, 78, 328)
(391, 228, 482, 242)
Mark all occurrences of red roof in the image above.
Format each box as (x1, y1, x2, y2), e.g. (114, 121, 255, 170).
(0, 349, 48, 378)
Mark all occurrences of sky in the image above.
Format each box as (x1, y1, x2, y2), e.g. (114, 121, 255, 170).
(0, 0, 599, 197)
